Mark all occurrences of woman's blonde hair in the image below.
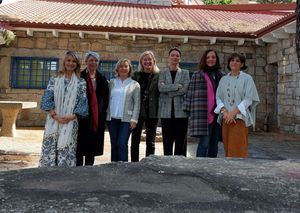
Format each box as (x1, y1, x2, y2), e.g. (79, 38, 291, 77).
(58, 51, 81, 77)
(137, 50, 160, 73)
(114, 58, 134, 77)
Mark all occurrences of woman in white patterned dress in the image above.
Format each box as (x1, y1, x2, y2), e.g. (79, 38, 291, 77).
(39, 51, 88, 167)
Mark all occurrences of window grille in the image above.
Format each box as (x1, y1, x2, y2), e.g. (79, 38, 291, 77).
(11, 57, 59, 89)
(99, 60, 138, 80)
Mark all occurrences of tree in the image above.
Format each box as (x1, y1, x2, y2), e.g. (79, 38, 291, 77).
(203, 0, 232, 5)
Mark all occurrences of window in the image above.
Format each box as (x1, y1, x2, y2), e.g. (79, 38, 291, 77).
(180, 62, 198, 72)
(99, 60, 138, 80)
(99, 61, 197, 80)
(11, 57, 59, 89)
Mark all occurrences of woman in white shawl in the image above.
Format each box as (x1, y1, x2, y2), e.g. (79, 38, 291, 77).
(214, 53, 259, 158)
(39, 51, 88, 167)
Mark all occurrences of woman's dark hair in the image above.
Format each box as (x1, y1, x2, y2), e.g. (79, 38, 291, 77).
(227, 53, 248, 71)
(199, 49, 221, 70)
(168, 47, 181, 56)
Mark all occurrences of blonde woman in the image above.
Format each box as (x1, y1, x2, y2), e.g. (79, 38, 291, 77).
(131, 51, 160, 162)
(107, 58, 140, 162)
(39, 51, 88, 167)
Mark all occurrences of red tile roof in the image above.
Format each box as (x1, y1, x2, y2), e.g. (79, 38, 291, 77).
(0, 0, 296, 38)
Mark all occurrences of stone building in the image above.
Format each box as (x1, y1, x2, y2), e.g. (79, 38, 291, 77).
(0, 0, 298, 134)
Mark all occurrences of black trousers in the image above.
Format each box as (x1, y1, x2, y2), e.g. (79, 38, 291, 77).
(76, 154, 95, 166)
(131, 118, 158, 162)
(161, 117, 188, 156)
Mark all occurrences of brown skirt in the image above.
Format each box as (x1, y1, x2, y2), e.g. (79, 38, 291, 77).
(222, 119, 248, 158)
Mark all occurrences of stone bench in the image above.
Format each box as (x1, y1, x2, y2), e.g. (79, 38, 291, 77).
(0, 101, 37, 137)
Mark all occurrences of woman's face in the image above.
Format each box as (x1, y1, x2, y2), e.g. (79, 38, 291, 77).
(117, 61, 130, 78)
(168, 50, 181, 66)
(229, 57, 244, 72)
(86, 56, 99, 72)
(206, 51, 217, 68)
(141, 54, 154, 72)
(64, 55, 78, 72)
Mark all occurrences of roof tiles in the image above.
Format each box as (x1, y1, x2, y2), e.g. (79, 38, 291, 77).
(0, 0, 296, 38)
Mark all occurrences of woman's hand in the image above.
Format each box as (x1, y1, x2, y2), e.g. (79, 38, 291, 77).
(56, 114, 77, 124)
(223, 111, 236, 124)
(130, 122, 137, 130)
(49, 110, 57, 119)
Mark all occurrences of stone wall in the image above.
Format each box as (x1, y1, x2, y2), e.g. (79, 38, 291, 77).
(267, 34, 300, 134)
(0, 30, 268, 129)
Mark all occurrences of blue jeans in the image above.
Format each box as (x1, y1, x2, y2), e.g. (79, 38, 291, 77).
(108, 118, 131, 162)
(197, 118, 220, 158)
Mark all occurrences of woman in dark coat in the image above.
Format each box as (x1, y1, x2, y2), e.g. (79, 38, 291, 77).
(77, 51, 109, 166)
(131, 50, 160, 162)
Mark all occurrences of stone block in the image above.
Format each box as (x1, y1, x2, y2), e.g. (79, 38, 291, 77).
(33, 32, 46, 38)
(80, 42, 91, 52)
(284, 47, 295, 55)
(35, 38, 47, 49)
(45, 32, 53, 38)
(255, 67, 265, 76)
(295, 125, 300, 134)
(291, 63, 299, 72)
(46, 38, 59, 49)
(256, 58, 266, 67)
(68, 40, 80, 51)
(14, 30, 27, 37)
(285, 64, 292, 74)
(267, 54, 278, 64)
(58, 38, 68, 49)
(59, 33, 70, 38)
(277, 84, 285, 94)
(268, 43, 279, 55)
(18, 38, 34, 48)
(235, 46, 255, 54)
(282, 38, 293, 49)
(256, 47, 266, 55)
(70, 33, 80, 38)
(222, 46, 234, 53)
(90, 42, 104, 51)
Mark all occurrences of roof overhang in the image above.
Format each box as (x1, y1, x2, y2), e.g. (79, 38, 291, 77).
(11, 18, 295, 46)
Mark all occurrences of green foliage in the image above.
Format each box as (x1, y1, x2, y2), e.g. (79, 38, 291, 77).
(203, 0, 232, 4)
(256, 0, 293, 3)
(0, 29, 16, 46)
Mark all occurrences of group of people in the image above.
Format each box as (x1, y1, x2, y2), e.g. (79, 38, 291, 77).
(39, 47, 259, 167)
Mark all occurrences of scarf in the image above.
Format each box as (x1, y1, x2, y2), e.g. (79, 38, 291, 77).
(204, 72, 215, 124)
(44, 73, 78, 149)
(87, 75, 98, 131)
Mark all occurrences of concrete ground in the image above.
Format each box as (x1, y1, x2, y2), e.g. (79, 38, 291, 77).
(0, 128, 300, 212)
(0, 127, 300, 171)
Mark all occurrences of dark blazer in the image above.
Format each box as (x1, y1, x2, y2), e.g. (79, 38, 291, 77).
(77, 69, 109, 156)
(132, 71, 160, 119)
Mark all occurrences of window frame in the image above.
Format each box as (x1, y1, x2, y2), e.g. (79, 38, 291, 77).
(99, 60, 138, 80)
(10, 56, 59, 89)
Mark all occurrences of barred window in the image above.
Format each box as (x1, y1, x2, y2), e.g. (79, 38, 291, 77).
(180, 62, 198, 72)
(99, 60, 138, 80)
(11, 57, 59, 89)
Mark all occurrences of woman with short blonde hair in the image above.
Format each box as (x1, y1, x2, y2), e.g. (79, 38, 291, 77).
(107, 58, 140, 162)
